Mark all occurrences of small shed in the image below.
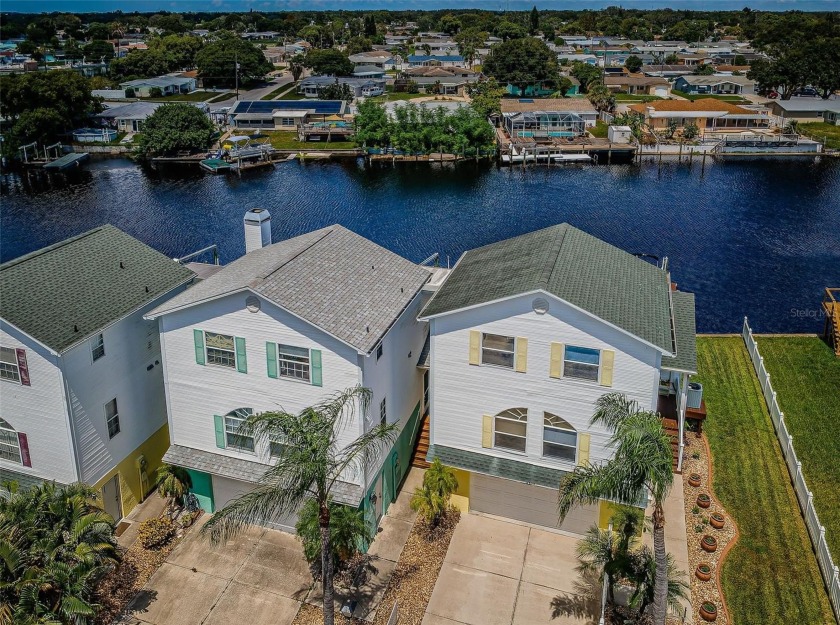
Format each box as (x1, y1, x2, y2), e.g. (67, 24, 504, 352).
(608, 125, 633, 144)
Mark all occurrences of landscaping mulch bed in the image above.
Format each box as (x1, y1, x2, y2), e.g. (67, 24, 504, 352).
(682, 435, 738, 625)
(369, 511, 459, 625)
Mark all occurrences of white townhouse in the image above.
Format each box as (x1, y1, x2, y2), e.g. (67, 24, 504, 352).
(146, 212, 431, 534)
(418, 223, 699, 533)
(0, 226, 195, 522)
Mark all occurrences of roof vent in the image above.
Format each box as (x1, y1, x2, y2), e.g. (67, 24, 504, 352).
(145, 286, 149, 293)
(532, 297, 550, 315)
(120, 261, 125, 269)
(74, 324, 79, 332)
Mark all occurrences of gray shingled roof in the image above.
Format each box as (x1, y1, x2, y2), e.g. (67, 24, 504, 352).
(420, 224, 674, 353)
(148, 225, 431, 354)
(427, 445, 567, 489)
(164, 445, 363, 505)
(1, 226, 194, 353)
(661, 291, 697, 374)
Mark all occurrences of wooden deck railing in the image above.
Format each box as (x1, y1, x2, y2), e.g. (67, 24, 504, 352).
(742, 318, 840, 620)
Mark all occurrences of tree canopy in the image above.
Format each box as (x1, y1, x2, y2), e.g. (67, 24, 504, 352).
(483, 38, 559, 96)
(195, 34, 272, 88)
(304, 48, 354, 76)
(137, 103, 216, 156)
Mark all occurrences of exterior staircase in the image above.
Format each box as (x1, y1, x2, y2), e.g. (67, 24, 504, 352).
(661, 417, 681, 473)
(410, 413, 431, 469)
(823, 288, 840, 357)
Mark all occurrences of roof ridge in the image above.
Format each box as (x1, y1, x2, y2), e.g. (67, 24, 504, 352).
(0, 226, 105, 271)
(252, 226, 336, 284)
(541, 223, 570, 290)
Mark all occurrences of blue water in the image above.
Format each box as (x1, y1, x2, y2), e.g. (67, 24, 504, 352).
(2, 157, 839, 334)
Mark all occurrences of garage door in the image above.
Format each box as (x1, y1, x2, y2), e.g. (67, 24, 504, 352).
(212, 476, 299, 533)
(470, 473, 598, 534)
(655, 87, 668, 97)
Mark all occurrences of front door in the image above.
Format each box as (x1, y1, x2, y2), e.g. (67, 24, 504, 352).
(375, 473, 383, 522)
(101, 474, 122, 521)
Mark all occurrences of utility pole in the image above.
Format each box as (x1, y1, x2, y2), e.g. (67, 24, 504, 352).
(235, 52, 239, 100)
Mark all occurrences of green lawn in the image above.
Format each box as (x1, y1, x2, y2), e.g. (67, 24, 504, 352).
(247, 131, 356, 151)
(671, 89, 749, 104)
(755, 336, 840, 557)
(798, 122, 840, 150)
(207, 92, 234, 103)
(142, 91, 222, 103)
(589, 121, 609, 138)
(695, 337, 835, 625)
(368, 91, 428, 102)
(261, 82, 300, 100)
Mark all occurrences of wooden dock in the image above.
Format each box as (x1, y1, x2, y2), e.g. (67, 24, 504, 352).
(40, 152, 89, 171)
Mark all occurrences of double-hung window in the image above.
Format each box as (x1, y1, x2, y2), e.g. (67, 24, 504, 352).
(0, 418, 21, 464)
(380, 397, 387, 425)
(494, 408, 527, 453)
(543, 413, 577, 462)
(105, 399, 120, 439)
(481, 333, 515, 368)
(563, 346, 601, 381)
(0, 347, 20, 383)
(269, 437, 290, 460)
(205, 332, 236, 368)
(91, 334, 105, 362)
(224, 408, 255, 452)
(278, 344, 310, 381)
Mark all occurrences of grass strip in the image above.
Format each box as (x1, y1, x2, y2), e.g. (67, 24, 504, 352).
(755, 336, 840, 557)
(695, 337, 835, 625)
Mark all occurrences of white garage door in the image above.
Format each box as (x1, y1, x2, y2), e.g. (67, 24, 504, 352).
(212, 476, 299, 533)
(470, 473, 598, 535)
(655, 87, 668, 97)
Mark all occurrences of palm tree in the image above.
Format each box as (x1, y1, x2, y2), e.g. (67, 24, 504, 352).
(202, 387, 397, 625)
(0, 482, 119, 625)
(157, 464, 193, 517)
(558, 393, 674, 625)
(629, 547, 689, 617)
(410, 458, 458, 528)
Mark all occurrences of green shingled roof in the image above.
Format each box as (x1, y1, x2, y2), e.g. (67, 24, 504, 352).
(427, 444, 568, 489)
(420, 224, 674, 353)
(1, 226, 194, 353)
(661, 291, 697, 374)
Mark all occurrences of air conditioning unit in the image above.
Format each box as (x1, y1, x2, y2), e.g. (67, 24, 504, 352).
(687, 382, 703, 409)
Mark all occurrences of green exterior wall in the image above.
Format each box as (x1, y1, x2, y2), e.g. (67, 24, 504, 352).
(187, 469, 214, 512)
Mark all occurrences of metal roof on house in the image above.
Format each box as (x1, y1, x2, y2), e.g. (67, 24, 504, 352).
(770, 98, 840, 113)
(120, 75, 194, 88)
(420, 223, 674, 353)
(661, 291, 697, 374)
(500, 98, 596, 114)
(407, 55, 464, 62)
(96, 101, 207, 120)
(228, 100, 346, 116)
(0, 225, 194, 353)
(148, 225, 431, 354)
(164, 445, 363, 505)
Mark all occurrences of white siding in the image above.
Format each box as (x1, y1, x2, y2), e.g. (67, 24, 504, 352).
(429, 292, 661, 471)
(159, 292, 362, 482)
(0, 324, 76, 484)
(360, 292, 427, 483)
(63, 297, 171, 486)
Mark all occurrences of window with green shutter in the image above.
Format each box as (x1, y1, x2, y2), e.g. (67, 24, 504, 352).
(193, 329, 205, 365)
(266, 341, 278, 378)
(213, 414, 226, 448)
(235, 337, 247, 374)
(310, 349, 322, 387)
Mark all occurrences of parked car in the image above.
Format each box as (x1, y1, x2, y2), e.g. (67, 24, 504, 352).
(793, 87, 819, 97)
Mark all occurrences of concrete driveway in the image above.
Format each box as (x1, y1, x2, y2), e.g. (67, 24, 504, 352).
(422, 514, 600, 625)
(124, 520, 309, 625)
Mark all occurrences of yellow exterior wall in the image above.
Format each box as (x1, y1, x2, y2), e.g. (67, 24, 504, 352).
(450, 468, 471, 514)
(92, 423, 170, 518)
(598, 500, 621, 529)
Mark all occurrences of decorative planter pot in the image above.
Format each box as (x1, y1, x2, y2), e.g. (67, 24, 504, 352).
(695, 563, 712, 581)
(688, 473, 702, 487)
(697, 493, 711, 509)
(699, 602, 718, 622)
(710, 512, 725, 529)
(701, 535, 718, 553)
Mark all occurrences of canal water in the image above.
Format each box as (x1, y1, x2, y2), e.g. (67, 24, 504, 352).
(2, 156, 839, 334)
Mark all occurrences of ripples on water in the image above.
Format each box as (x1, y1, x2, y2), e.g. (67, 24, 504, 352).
(2, 156, 839, 333)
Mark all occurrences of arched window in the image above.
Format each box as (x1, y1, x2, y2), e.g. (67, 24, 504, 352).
(224, 408, 254, 452)
(0, 418, 22, 464)
(494, 408, 527, 453)
(543, 413, 577, 462)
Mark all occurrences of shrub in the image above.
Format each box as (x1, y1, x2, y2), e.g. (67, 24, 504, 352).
(295, 498, 372, 579)
(125, 87, 135, 98)
(149, 86, 163, 98)
(411, 459, 458, 529)
(138, 516, 177, 549)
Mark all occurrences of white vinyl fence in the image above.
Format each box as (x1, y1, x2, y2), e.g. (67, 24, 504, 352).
(742, 318, 840, 621)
